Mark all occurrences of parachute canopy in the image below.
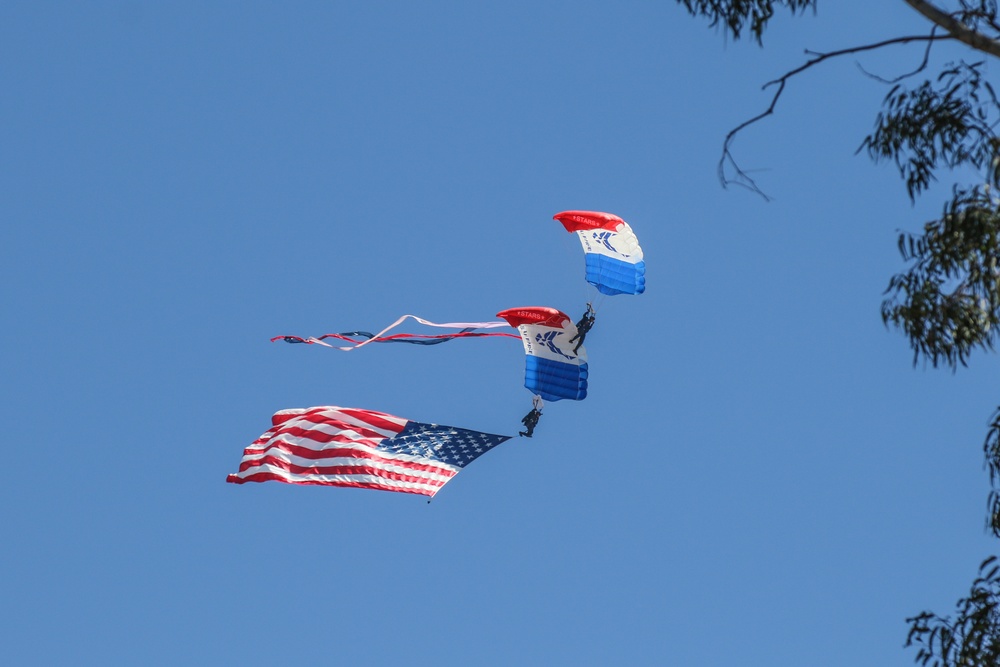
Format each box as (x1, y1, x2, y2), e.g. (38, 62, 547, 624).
(553, 210, 645, 296)
(497, 306, 588, 402)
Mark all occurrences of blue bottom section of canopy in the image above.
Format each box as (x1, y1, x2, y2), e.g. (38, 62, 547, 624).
(524, 356, 589, 401)
(585, 255, 646, 296)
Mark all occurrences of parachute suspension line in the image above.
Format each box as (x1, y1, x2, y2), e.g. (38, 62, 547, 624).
(579, 253, 593, 304)
(554, 222, 592, 307)
(588, 292, 609, 315)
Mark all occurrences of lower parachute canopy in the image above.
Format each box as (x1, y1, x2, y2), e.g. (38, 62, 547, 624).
(553, 210, 645, 296)
(497, 307, 588, 402)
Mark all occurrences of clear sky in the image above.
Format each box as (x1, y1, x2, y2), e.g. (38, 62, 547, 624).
(2, 2, 997, 665)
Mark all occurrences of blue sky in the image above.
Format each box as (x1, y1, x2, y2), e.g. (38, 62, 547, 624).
(2, 2, 997, 665)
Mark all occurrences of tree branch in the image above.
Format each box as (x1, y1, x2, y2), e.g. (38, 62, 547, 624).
(857, 26, 938, 84)
(904, 0, 1000, 58)
(721, 33, 950, 198)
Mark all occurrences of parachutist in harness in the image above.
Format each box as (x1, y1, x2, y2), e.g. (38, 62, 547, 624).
(519, 408, 542, 438)
(519, 395, 544, 438)
(568, 303, 595, 354)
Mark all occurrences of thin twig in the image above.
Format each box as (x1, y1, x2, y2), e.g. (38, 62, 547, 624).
(721, 33, 951, 199)
(858, 26, 938, 84)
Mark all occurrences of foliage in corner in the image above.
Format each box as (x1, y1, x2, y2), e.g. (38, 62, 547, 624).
(860, 56, 1000, 370)
(905, 556, 1000, 667)
(984, 408, 1000, 537)
(861, 61, 1000, 201)
(677, 0, 817, 44)
(953, 1, 1000, 33)
(880, 186, 1000, 368)
(676, 1, 1000, 665)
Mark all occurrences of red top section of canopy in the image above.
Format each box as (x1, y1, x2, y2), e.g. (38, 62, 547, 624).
(496, 306, 570, 329)
(553, 210, 625, 233)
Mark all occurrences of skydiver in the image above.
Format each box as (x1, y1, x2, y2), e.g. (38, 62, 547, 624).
(519, 395, 544, 438)
(568, 303, 595, 354)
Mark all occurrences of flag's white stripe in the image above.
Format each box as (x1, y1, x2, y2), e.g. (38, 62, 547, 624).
(234, 463, 450, 493)
(245, 432, 384, 452)
(271, 406, 409, 432)
(245, 433, 382, 454)
(311, 407, 409, 434)
(272, 407, 407, 438)
(260, 415, 402, 442)
(262, 419, 380, 440)
(237, 450, 458, 483)
(259, 421, 391, 444)
(240, 436, 462, 472)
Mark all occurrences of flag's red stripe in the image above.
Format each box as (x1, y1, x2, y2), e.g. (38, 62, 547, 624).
(269, 408, 406, 436)
(249, 430, 379, 450)
(251, 414, 403, 446)
(250, 424, 384, 447)
(270, 411, 301, 427)
(281, 415, 396, 440)
(226, 472, 437, 497)
(235, 455, 453, 486)
(296, 411, 405, 437)
(239, 440, 456, 476)
(331, 408, 410, 434)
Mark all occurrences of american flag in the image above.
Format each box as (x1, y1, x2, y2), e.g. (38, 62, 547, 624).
(226, 406, 511, 497)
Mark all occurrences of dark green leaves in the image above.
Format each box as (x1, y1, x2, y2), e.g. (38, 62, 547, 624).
(865, 60, 1000, 369)
(956, 1, 1000, 33)
(676, 0, 816, 44)
(905, 556, 1000, 667)
(861, 61, 1000, 201)
(985, 408, 1000, 537)
(881, 186, 1000, 369)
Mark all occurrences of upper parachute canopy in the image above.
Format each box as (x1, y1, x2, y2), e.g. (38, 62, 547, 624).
(497, 306, 588, 402)
(553, 210, 645, 296)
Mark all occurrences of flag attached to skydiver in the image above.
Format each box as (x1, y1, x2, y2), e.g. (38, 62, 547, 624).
(227, 406, 511, 497)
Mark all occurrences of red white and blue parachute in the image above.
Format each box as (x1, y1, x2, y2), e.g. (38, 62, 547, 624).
(496, 307, 588, 402)
(554, 210, 645, 296)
